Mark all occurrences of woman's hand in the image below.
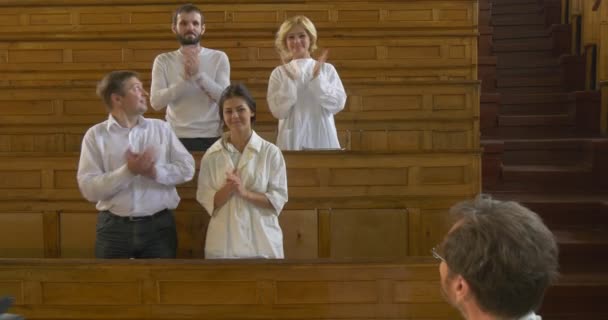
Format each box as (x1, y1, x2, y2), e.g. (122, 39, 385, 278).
(312, 49, 329, 79)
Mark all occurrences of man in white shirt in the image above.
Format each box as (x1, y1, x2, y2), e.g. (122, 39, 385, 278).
(150, 3, 230, 151)
(77, 70, 195, 258)
(432, 195, 559, 320)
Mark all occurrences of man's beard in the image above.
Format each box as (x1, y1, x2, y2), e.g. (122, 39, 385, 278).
(177, 33, 200, 45)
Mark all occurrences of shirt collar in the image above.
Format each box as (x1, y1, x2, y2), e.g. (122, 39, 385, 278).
(207, 130, 262, 155)
(106, 114, 148, 131)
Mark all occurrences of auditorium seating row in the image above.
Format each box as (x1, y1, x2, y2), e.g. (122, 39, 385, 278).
(0, 80, 480, 152)
(0, 151, 480, 258)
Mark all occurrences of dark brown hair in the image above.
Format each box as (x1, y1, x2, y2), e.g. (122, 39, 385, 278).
(96, 70, 139, 110)
(218, 83, 257, 124)
(172, 3, 204, 25)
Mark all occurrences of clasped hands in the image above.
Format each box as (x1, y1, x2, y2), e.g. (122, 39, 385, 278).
(182, 46, 212, 98)
(126, 146, 157, 179)
(182, 46, 200, 80)
(224, 169, 248, 198)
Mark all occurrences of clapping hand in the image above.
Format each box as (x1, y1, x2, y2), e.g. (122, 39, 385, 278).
(126, 146, 157, 179)
(281, 57, 301, 81)
(182, 46, 200, 80)
(312, 49, 329, 79)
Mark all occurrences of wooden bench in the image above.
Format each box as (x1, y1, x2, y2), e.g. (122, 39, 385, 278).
(0, 80, 480, 152)
(0, 258, 461, 319)
(0, 151, 479, 258)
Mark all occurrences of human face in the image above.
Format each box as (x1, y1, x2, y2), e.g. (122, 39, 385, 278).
(285, 25, 311, 59)
(222, 97, 254, 133)
(117, 77, 148, 115)
(173, 11, 204, 46)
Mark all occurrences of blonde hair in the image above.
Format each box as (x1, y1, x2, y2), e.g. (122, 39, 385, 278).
(274, 15, 318, 61)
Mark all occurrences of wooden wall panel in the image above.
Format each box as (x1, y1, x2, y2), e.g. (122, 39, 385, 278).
(279, 210, 318, 259)
(393, 280, 443, 303)
(42, 282, 141, 305)
(275, 280, 378, 303)
(59, 212, 96, 258)
(330, 209, 409, 259)
(0, 213, 45, 257)
(159, 281, 258, 304)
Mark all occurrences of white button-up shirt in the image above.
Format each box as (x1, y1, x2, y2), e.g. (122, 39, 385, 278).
(77, 115, 195, 217)
(197, 131, 288, 259)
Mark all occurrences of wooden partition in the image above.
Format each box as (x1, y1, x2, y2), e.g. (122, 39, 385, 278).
(0, 80, 480, 152)
(0, 151, 478, 258)
(0, 258, 460, 320)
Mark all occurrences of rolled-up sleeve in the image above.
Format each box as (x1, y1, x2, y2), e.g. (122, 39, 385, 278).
(196, 153, 218, 216)
(264, 147, 288, 214)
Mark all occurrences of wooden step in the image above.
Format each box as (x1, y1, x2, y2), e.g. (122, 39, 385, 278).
(491, 0, 539, 5)
(498, 114, 572, 126)
(497, 164, 594, 192)
(492, 3, 542, 15)
(494, 125, 578, 139)
(496, 74, 563, 88)
(521, 200, 608, 228)
(541, 272, 608, 317)
(497, 51, 559, 69)
(492, 13, 546, 26)
(500, 93, 569, 104)
(499, 139, 588, 166)
(497, 66, 563, 77)
(493, 37, 553, 52)
(500, 102, 569, 115)
(555, 228, 608, 272)
(493, 25, 549, 40)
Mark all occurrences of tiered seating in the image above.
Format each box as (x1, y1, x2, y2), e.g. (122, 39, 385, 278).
(0, 0, 481, 262)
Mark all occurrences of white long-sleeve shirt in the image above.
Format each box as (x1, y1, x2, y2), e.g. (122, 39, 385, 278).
(77, 115, 195, 217)
(196, 131, 288, 259)
(267, 58, 347, 150)
(150, 48, 230, 138)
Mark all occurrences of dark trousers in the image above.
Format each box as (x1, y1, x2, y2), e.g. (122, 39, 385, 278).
(179, 137, 220, 152)
(95, 209, 177, 259)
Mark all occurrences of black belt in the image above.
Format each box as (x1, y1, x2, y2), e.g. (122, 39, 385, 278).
(104, 209, 169, 222)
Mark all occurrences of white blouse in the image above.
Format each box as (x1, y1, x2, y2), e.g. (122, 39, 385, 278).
(267, 58, 347, 150)
(196, 131, 288, 259)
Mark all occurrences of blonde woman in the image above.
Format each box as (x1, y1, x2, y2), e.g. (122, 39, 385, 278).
(267, 16, 347, 150)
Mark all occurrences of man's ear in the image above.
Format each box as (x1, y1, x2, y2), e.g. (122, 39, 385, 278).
(200, 24, 206, 36)
(171, 24, 177, 34)
(111, 93, 122, 108)
(451, 274, 471, 303)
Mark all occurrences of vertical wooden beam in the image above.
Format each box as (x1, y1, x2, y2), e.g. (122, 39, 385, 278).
(43, 210, 60, 258)
(317, 209, 331, 258)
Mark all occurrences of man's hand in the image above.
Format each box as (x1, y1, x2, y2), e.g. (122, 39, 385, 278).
(126, 147, 157, 179)
(182, 46, 200, 80)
